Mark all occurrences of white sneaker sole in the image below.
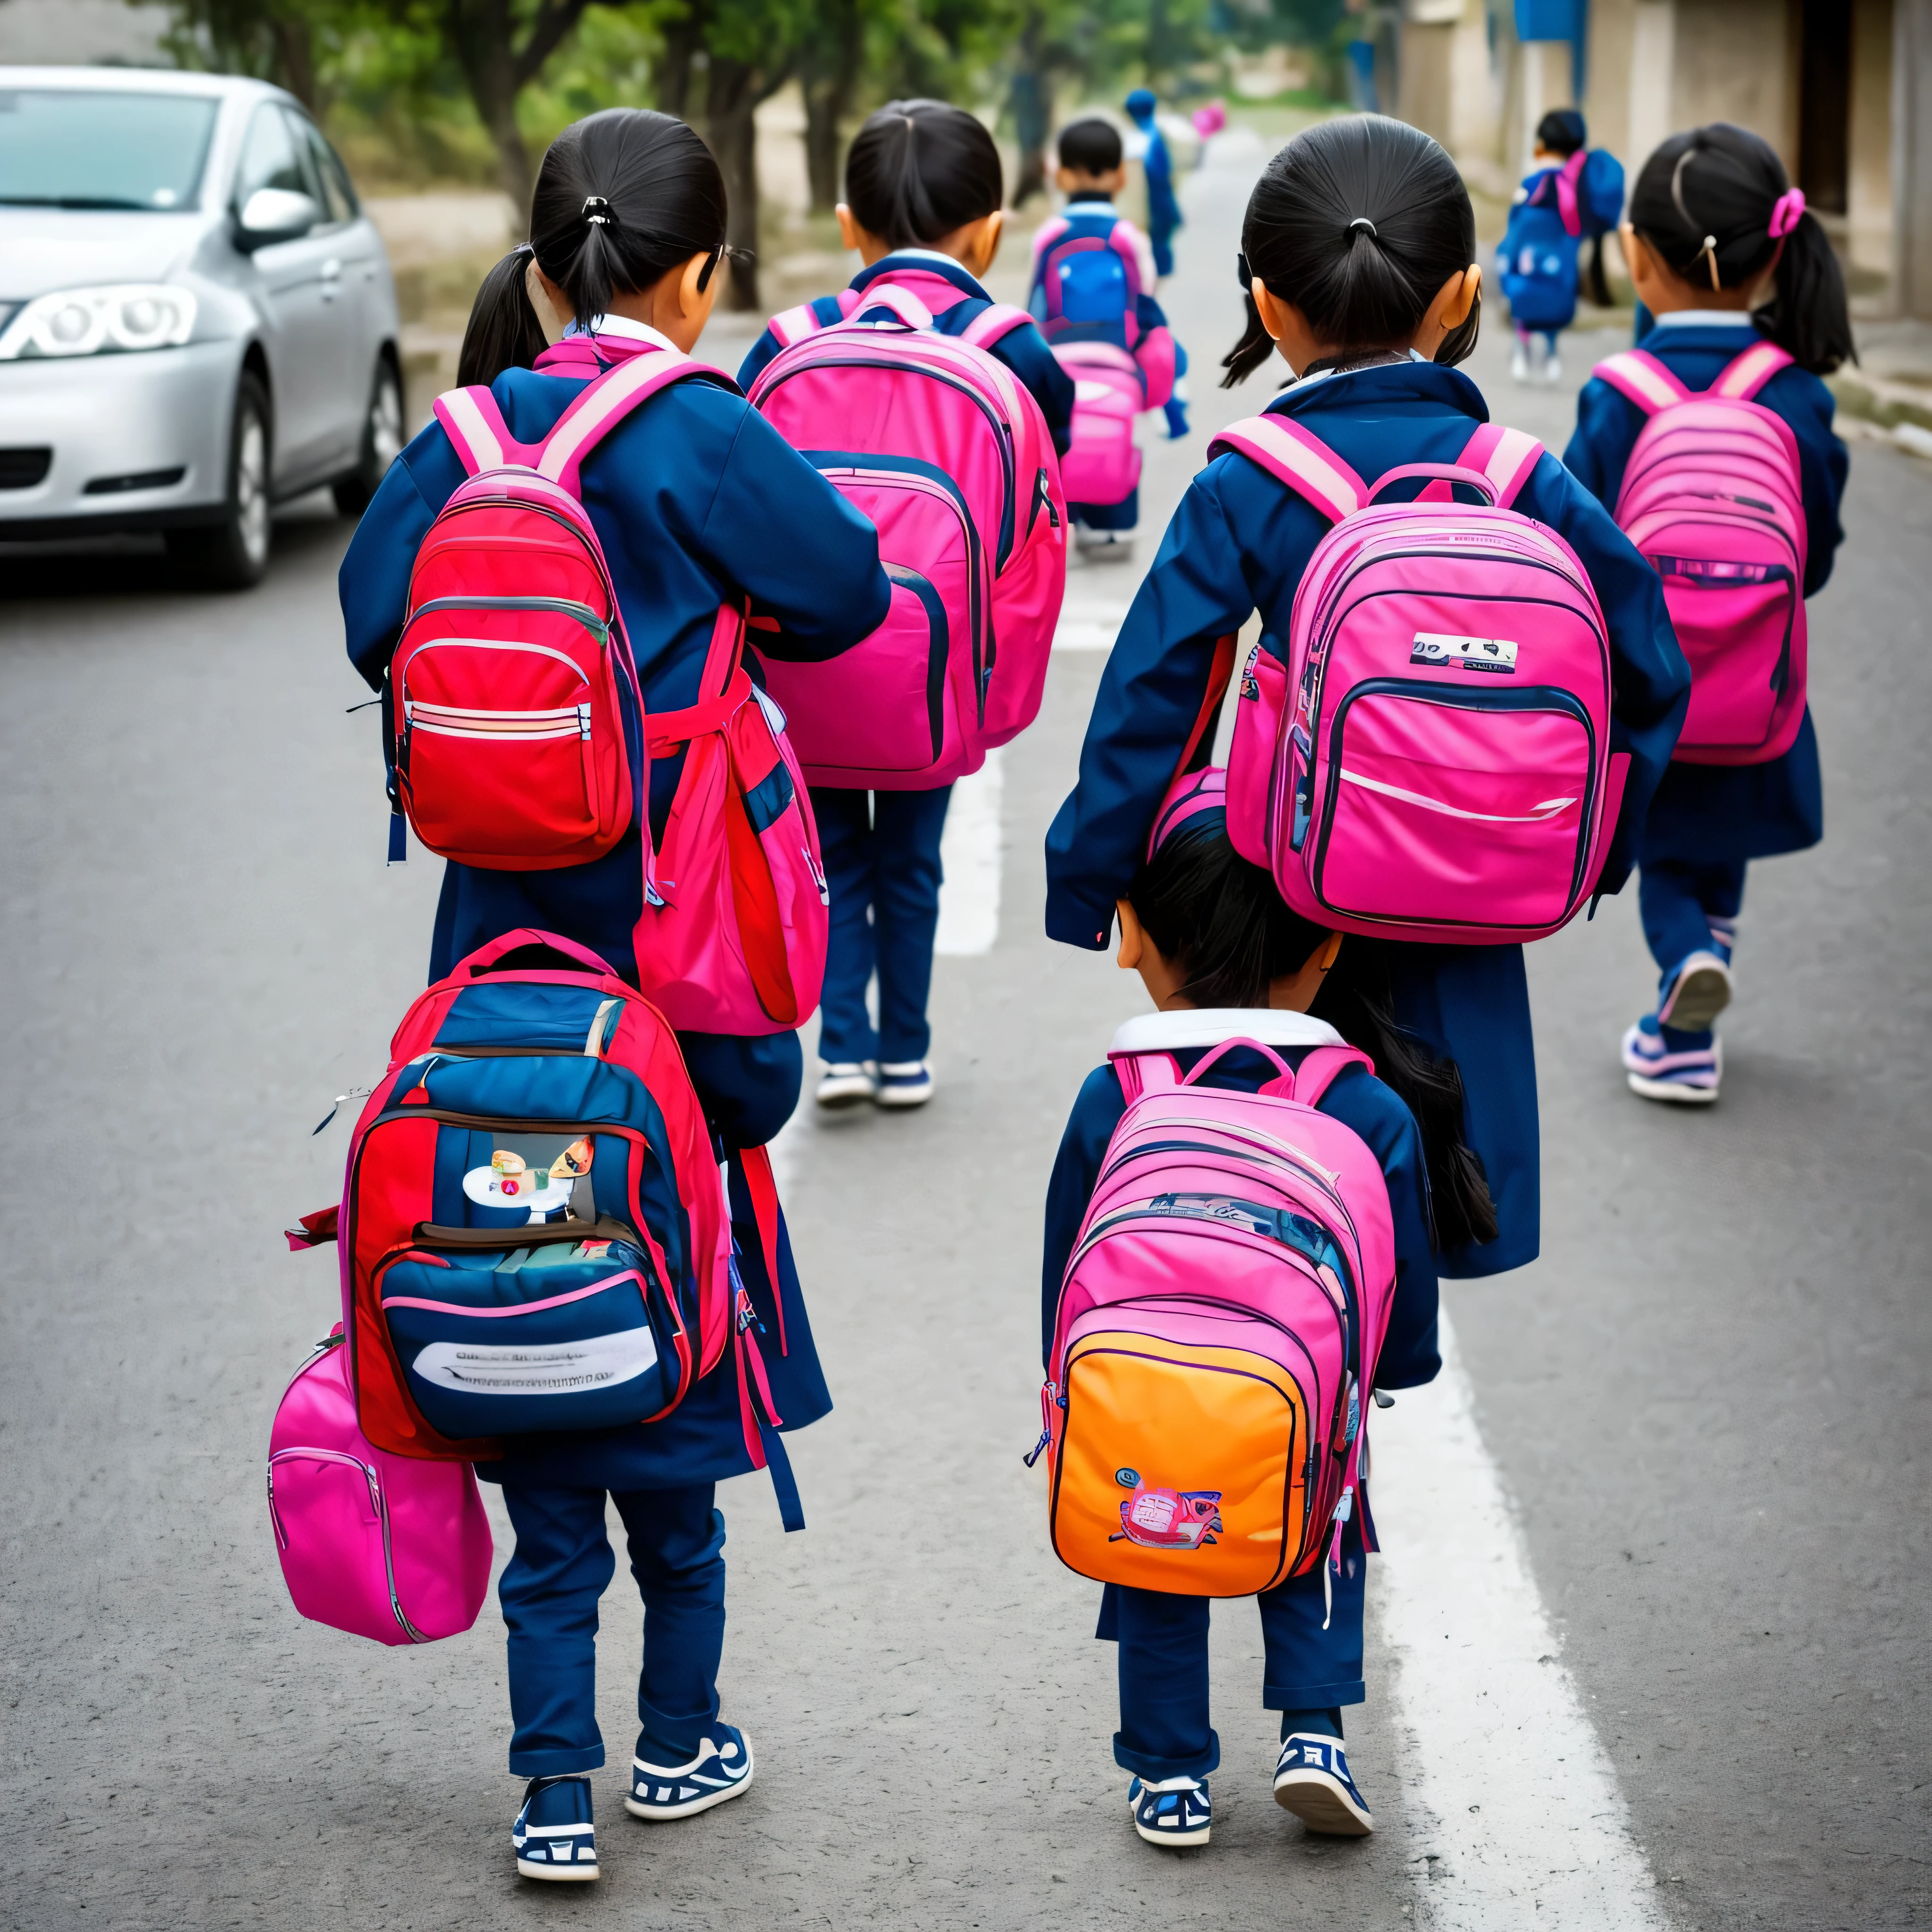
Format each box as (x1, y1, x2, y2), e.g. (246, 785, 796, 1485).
(1658, 958, 1732, 1031)
(815, 1084, 875, 1111)
(1627, 1070, 1720, 1105)
(625, 1752, 754, 1821)
(1130, 1806, 1209, 1847)
(873, 1085, 933, 1109)
(1274, 1767, 1374, 1835)
(516, 1856, 599, 1882)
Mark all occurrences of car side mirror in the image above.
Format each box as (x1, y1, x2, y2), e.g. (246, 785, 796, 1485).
(234, 187, 320, 249)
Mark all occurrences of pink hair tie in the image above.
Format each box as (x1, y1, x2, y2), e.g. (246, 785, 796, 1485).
(1768, 188, 1806, 240)
(1146, 765, 1227, 862)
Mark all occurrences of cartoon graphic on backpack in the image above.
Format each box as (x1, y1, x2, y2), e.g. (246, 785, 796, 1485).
(1035, 1039, 1397, 1599)
(745, 279, 1068, 789)
(288, 928, 804, 1530)
(1213, 413, 1626, 943)
(1591, 340, 1808, 764)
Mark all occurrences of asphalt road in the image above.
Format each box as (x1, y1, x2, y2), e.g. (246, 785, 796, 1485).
(2, 132, 1927, 1931)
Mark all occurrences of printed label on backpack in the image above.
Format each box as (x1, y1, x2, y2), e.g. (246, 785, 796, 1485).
(1410, 632, 1519, 673)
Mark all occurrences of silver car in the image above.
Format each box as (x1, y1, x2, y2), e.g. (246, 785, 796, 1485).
(0, 66, 403, 587)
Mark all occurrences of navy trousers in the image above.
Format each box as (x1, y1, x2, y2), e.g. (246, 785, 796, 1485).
(1639, 857, 1746, 980)
(498, 1482, 725, 1778)
(812, 784, 953, 1066)
(1100, 1519, 1366, 1781)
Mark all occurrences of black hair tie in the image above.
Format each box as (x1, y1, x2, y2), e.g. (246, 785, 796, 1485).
(1348, 217, 1378, 241)
(582, 196, 615, 228)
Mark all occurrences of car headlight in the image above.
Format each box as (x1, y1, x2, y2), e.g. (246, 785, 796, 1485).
(0, 285, 198, 361)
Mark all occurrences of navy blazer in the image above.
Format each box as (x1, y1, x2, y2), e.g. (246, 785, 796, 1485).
(1041, 1019, 1441, 1391)
(737, 250, 1076, 458)
(1565, 317, 1847, 864)
(1044, 358, 1690, 1276)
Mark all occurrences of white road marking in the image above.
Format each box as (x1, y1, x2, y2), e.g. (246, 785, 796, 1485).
(1369, 1307, 1665, 1930)
(934, 749, 1003, 957)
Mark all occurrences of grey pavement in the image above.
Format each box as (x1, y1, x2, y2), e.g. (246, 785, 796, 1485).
(2, 134, 1928, 1931)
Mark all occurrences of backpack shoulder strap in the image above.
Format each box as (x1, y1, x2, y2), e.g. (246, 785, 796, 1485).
(1554, 150, 1587, 237)
(533, 349, 733, 497)
(1592, 349, 1690, 416)
(1111, 1051, 1180, 1104)
(433, 385, 540, 477)
(1207, 414, 1367, 524)
(766, 297, 838, 350)
(1030, 215, 1071, 266)
(957, 301, 1035, 352)
(1458, 421, 1546, 509)
(1711, 339, 1795, 400)
(1288, 1044, 1374, 1107)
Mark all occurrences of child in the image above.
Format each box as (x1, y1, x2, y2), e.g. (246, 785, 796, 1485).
(339, 108, 891, 1882)
(1124, 89, 1180, 278)
(739, 100, 1075, 1114)
(1028, 116, 1189, 560)
(1498, 109, 1623, 384)
(1045, 113, 1690, 1282)
(1042, 769, 1487, 1842)
(1564, 123, 1852, 1103)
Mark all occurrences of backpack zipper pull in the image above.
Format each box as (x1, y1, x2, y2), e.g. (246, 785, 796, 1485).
(578, 703, 592, 741)
(1321, 1485, 1354, 1632)
(1022, 1381, 1059, 1466)
(312, 1085, 372, 1135)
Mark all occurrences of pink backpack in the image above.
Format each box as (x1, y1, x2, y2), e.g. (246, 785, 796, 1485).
(267, 1329, 494, 1645)
(1036, 1039, 1397, 1599)
(1215, 413, 1625, 944)
(745, 280, 1068, 789)
(429, 351, 829, 1034)
(1592, 339, 1807, 764)
(1054, 345, 1144, 508)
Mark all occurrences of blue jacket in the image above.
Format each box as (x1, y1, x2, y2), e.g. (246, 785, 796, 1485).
(1041, 1010, 1440, 1391)
(1044, 358, 1691, 1277)
(737, 250, 1076, 458)
(1564, 315, 1847, 864)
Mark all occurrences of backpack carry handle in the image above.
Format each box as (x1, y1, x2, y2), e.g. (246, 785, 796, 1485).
(1365, 462, 1499, 507)
(846, 281, 935, 331)
(1181, 1036, 1293, 1087)
(455, 928, 619, 981)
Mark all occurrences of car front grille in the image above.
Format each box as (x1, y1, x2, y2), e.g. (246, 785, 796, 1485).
(0, 447, 52, 489)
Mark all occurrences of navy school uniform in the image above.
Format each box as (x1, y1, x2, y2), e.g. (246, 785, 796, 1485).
(1044, 358, 1690, 1277)
(739, 255, 1076, 1073)
(1563, 313, 1848, 978)
(338, 319, 888, 1775)
(1041, 1010, 1440, 1780)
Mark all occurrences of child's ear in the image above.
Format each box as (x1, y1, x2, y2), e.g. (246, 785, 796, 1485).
(1115, 898, 1144, 971)
(835, 204, 862, 253)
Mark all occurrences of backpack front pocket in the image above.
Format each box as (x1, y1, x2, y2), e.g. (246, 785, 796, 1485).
(1311, 680, 1596, 932)
(1657, 559, 1797, 752)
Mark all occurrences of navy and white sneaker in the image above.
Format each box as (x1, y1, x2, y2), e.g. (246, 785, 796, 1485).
(816, 1061, 878, 1110)
(874, 1060, 934, 1108)
(513, 1774, 599, 1882)
(625, 1721, 754, 1821)
(1274, 1733, 1374, 1836)
(1656, 948, 1733, 1031)
(1622, 1014, 1722, 1104)
(1127, 1774, 1211, 1847)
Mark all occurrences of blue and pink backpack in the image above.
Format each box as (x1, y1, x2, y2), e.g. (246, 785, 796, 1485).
(1499, 150, 1624, 333)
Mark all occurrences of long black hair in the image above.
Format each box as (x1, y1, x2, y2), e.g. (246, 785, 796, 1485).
(456, 247, 550, 388)
(844, 100, 1003, 251)
(1224, 115, 1479, 387)
(1629, 123, 1854, 374)
(1127, 817, 1499, 1254)
(456, 108, 728, 381)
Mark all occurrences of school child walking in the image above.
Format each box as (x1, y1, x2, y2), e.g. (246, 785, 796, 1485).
(1498, 109, 1625, 384)
(1042, 770, 1492, 1841)
(1046, 113, 1689, 1283)
(1028, 117, 1190, 561)
(739, 100, 1075, 1115)
(338, 108, 891, 1881)
(1564, 124, 1852, 1103)
(1124, 89, 1181, 279)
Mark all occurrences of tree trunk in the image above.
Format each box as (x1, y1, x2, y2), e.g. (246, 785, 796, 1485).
(799, 0, 862, 213)
(705, 54, 764, 310)
(446, 0, 537, 212)
(268, 14, 321, 114)
(655, 6, 706, 121)
(1009, 63, 1052, 208)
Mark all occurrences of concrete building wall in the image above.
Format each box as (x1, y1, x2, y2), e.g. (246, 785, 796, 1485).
(1849, 0, 1896, 283)
(1898, 0, 1932, 317)
(1668, 0, 1798, 168)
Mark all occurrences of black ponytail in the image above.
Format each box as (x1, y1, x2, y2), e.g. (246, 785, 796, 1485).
(456, 247, 551, 388)
(1222, 115, 1479, 388)
(1629, 123, 1854, 374)
(526, 108, 729, 331)
(844, 99, 1003, 250)
(1126, 819, 1499, 1255)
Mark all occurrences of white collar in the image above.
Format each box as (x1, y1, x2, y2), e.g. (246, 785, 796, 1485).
(1108, 1009, 1346, 1056)
(1649, 309, 1758, 329)
(565, 314, 681, 351)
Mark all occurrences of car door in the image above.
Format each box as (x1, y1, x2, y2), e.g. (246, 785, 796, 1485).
(292, 112, 386, 460)
(232, 102, 348, 488)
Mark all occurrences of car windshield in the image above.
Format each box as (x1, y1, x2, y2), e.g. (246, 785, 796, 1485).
(0, 88, 219, 211)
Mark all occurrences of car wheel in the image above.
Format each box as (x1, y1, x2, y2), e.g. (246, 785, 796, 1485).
(332, 354, 404, 517)
(167, 373, 272, 591)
